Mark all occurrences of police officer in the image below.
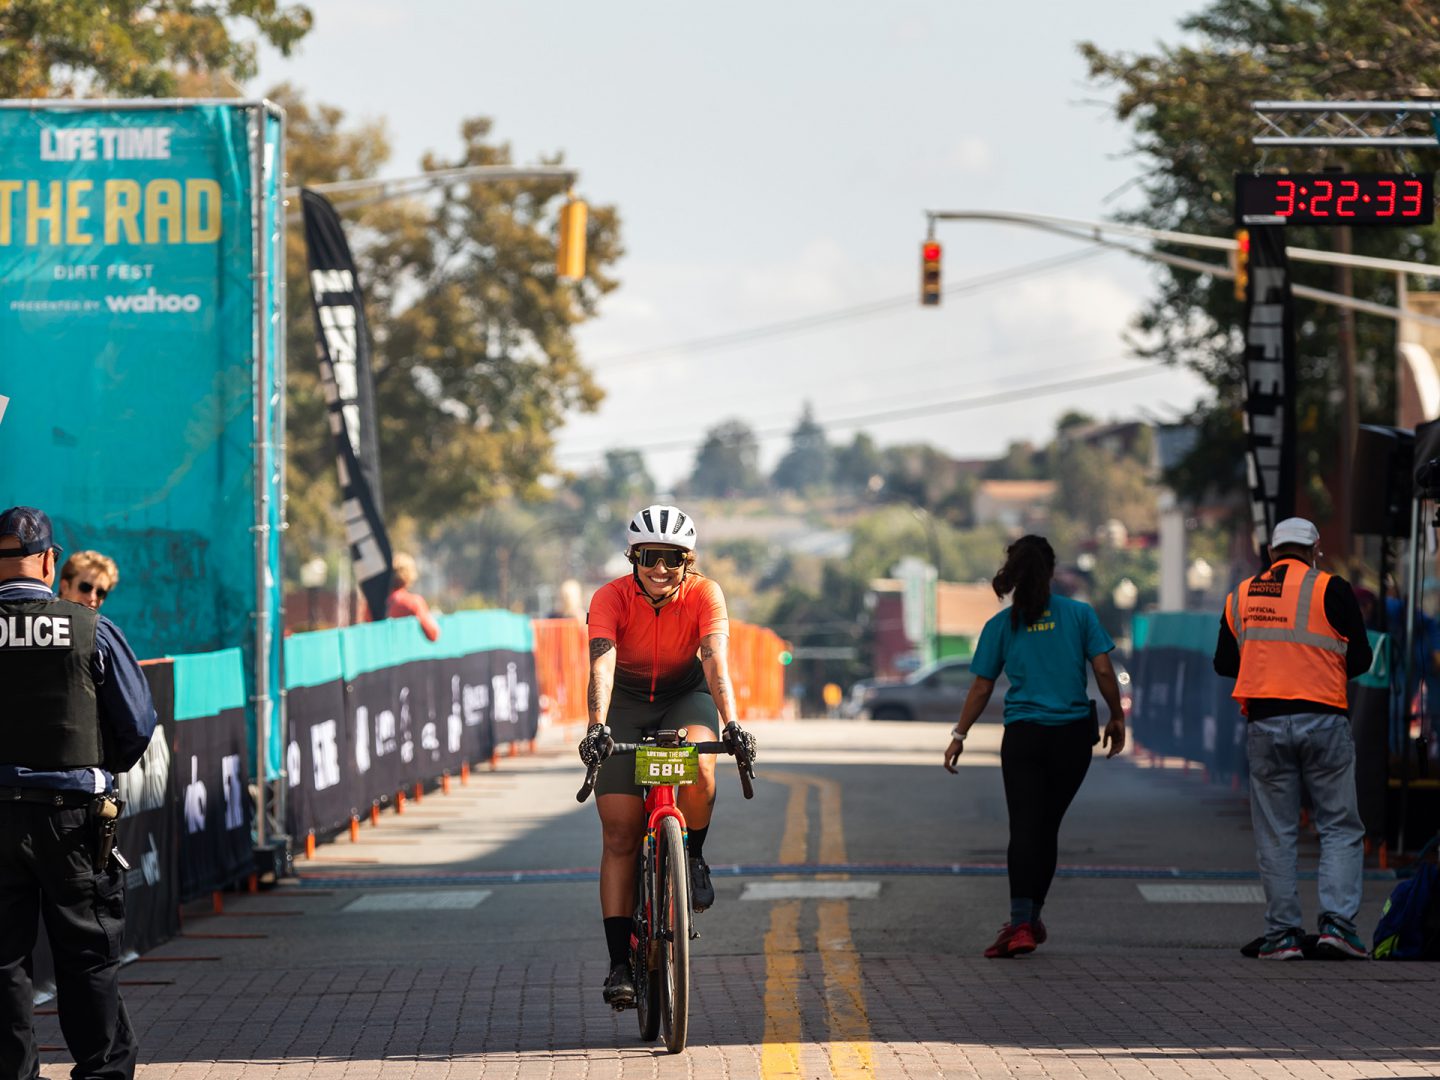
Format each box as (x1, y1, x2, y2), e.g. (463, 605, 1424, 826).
(1214, 516, 1373, 962)
(0, 507, 157, 1079)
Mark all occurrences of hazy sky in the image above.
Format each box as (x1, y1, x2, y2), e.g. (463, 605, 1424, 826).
(256, 1, 1210, 488)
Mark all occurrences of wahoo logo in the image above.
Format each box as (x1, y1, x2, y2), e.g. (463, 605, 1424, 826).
(104, 288, 202, 314)
(0, 613, 71, 647)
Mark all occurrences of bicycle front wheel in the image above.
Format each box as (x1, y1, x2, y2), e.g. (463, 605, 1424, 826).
(635, 845, 661, 1042)
(657, 815, 690, 1054)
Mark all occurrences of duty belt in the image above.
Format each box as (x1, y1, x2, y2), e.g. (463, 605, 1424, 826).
(0, 786, 96, 807)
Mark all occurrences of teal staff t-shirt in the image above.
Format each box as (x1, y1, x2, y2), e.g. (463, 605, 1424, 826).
(970, 593, 1114, 725)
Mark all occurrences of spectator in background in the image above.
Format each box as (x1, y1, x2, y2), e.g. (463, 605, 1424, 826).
(58, 549, 118, 610)
(552, 578, 586, 622)
(387, 552, 440, 642)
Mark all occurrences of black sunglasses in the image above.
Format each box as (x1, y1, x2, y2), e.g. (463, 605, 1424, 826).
(632, 548, 687, 569)
(77, 580, 109, 601)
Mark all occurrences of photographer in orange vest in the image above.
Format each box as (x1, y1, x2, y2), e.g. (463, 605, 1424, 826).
(1213, 517, 1373, 961)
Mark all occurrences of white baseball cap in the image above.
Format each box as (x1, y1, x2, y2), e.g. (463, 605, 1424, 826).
(1271, 517, 1320, 548)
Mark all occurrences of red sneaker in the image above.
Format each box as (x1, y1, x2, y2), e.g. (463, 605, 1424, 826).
(984, 922, 1037, 958)
(1032, 918, 1047, 945)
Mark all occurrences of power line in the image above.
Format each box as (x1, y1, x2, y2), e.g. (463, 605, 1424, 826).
(556, 362, 1171, 463)
(558, 348, 1147, 459)
(587, 248, 1109, 369)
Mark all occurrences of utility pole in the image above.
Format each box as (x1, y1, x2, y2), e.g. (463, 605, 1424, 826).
(1335, 223, 1358, 570)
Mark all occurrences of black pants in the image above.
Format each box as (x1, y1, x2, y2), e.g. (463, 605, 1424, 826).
(1000, 719, 1093, 905)
(0, 801, 136, 1080)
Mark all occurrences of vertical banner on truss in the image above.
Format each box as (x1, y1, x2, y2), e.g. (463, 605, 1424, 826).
(300, 188, 393, 622)
(1241, 225, 1297, 556)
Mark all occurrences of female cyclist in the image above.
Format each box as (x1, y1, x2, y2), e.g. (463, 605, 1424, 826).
(943, 534, 1126, 958)
(578, 504, 744, 1007)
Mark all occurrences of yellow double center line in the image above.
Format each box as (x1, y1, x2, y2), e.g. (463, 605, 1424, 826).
(761, 770, 874, 1079)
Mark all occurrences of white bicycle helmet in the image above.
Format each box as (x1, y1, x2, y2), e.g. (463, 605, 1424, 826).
(626, 504, 697, 551)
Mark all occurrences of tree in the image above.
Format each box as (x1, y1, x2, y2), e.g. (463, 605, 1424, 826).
(688, 419, 763, 497)
(0, 1, 312, 97)
(832, 432, 885, 494)
(1049, 425, 1158, 538)
(771, 402, 832, 493)
(1080, 1, 1440, 509)
(275, 87, 624, 559)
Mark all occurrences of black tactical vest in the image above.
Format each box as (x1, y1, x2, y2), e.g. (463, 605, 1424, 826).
(0, 597, 102, 770)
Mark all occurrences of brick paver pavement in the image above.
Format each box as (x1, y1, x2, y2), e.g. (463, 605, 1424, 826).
(32, 722, 1440, 1078)
(38, 898, 1440, 1079)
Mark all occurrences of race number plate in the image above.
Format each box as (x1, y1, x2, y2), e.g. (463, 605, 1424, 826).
(634, 745, 699, 786)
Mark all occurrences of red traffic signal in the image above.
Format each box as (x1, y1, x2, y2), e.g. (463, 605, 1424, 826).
(920, 240, 942, 306)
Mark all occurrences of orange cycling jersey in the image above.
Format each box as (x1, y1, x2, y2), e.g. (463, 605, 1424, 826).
(587, 573, 729, 702)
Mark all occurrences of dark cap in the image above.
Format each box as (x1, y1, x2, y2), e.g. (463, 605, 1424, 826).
(0, 506, 60, 558)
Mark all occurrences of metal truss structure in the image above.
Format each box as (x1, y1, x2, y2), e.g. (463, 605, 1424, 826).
(1253, 100, 1440, 148)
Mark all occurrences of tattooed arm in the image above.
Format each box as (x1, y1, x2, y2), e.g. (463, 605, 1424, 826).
(699, 633, 739, 728)
(588, 637, 617, 727)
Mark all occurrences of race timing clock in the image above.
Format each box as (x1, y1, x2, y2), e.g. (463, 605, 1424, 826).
(1234, 172, 1433, 226)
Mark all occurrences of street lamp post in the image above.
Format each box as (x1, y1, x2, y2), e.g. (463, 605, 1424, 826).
(299, 557, 328, 630)
(1113, 577, 1139, 655)
(1185, 558, 1215, 612)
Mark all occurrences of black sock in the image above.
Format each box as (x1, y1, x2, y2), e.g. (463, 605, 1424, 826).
(688, 825, 708, 861)
(604, 917, 631, 967)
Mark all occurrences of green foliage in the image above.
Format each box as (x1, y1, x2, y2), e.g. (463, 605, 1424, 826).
(831, 432, 885, 494)
(1049, 424, 1158, 538)
(0, 0, 312, 97)
(1080, 0, 1440, 508)
(274, 87, 623, 561)
(688, 419, 764, 497)
(983, 440, 1046, 481)
(771, 402, 832, 493)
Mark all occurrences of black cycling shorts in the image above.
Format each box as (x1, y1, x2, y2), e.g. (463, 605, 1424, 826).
(595, 688, 721, 798)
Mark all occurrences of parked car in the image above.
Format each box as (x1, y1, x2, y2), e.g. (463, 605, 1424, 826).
(846, 656, 1131, 724)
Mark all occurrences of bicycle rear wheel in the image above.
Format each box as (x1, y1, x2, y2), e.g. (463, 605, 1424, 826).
(657, 815, 690, 1053)
(634, 845, 661, 1042)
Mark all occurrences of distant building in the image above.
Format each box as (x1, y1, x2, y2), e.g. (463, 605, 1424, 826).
(936, 582, 1006, 658)
(864, 577, 1006, 677)
(972, 479, 1056, 532)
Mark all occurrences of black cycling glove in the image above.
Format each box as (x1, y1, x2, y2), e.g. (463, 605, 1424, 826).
(578, 724, 613, 767)
(724, 722, 758, 765)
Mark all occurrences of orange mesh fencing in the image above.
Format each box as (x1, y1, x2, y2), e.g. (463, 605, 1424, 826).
(728, 620, 788, 720)
(530, 616, 788, 727)
(531, 618, 590, 729)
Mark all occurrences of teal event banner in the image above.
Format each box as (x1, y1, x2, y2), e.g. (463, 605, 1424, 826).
(0, 101, 285, 774)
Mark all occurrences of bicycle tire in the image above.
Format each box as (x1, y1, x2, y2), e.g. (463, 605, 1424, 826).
(634, 844, 661, 1042)
(657, 815, 690, 1053)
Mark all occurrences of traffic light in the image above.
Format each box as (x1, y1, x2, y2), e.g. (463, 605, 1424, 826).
(920, 241, 942, 306)
(1232, 228, 1249, 302)
(778, 649, 793, 666)
(557, 196, 588, 280)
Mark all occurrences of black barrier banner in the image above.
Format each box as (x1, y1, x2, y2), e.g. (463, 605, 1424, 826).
(115, 661, 181, 953)
(285, 678, 354, 839)
(174, 704, 254, 900)
(1241, 225, 1297, 556)
(284, 649, 535, 839)
(301, 188, 393, 620)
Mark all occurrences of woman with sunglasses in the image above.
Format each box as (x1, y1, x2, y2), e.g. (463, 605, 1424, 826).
(58, 550, 118, 610)
(579, 503, 741, 1008)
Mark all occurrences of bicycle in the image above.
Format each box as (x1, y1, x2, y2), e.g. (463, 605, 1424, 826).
(577, 720, 756, 1054)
